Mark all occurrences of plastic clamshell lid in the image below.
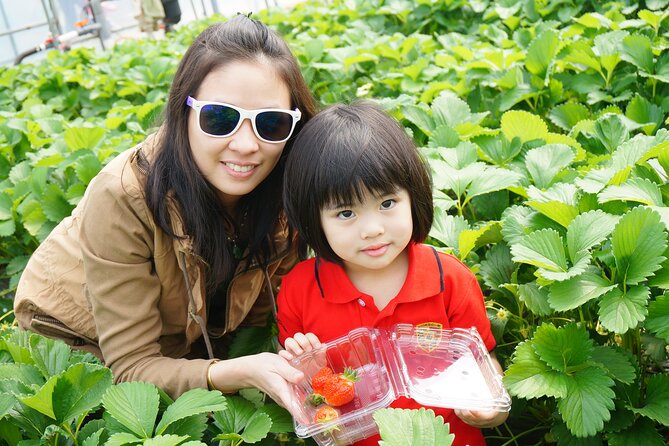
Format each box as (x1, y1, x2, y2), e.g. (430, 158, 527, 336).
(388, 324, 511, 412)
(289, 324, 511, 446)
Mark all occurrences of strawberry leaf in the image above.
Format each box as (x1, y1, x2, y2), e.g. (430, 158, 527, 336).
(548, 102, 591, 132)
(526, 29, 560, 80)
(625, 95, 663, 135)
(590, 346, 636, 385)
(548, 271, 616, 312)
(593, 114, 630, 154)
(501, 110, 549, 143)
(466, 165, 522, 198)
(473, 134, 523, 166)
(374, 407, 454, 446)
(526, 201, 580, 228)
(432, 91, 478, 127)
(458, 221, 502, 259)
(621, 35, 654, 73)
(645, 294, 669, 341)
(598, 286, 649, 334)
(630, 374, 669, 425)
(611, 207, 667, 285)
(533, 324, 594, 373)
(518, 282, 553, 316)
(557, 367, 615, 438)
(430, 160, 481, 197)
(567, 210, 619, 262)
(155, 388, 227, 435)
(598, 178, 663, 206)
(479, 243, 515, 290)
(429, 210, 468, 249)
(525, 144, 575, 189)
(42, 183, 74, 224)
(63, 126, 106, 152)
(504, 341, 569, 399)
(511, 228, 568, 272)
(102, 381, 160, 438)
(606, 417, 666, 446)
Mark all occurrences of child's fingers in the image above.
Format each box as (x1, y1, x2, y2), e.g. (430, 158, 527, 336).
(303, 332, 322, 349)
(293, 332, 322, 351)
(278, 349, 294, 361)
(282, 332, 323, 358)
(282, 337, 305, 356)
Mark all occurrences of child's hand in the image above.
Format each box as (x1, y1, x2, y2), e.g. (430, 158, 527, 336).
(279, 332, 322, 361)
(455, 351, 509, 428)
(454, 408, 509, 428)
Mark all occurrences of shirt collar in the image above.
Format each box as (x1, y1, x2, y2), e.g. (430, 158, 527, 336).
(316, 243, 443, 303)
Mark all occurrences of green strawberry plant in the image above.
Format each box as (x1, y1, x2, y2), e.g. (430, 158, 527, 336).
(1, 0, 669, 444)
(374, 408, 455, 446)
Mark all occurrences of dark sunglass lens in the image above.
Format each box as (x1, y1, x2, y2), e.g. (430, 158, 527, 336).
(256, 111, 293, 141)
(200, 104, 240, 136)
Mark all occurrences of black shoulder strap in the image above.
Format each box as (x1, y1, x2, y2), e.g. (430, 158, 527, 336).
(430, 246, 445, 293)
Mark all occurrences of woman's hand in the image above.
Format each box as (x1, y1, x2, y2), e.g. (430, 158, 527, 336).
(208, 353, 305, 413)
(278, 332, 321, 361)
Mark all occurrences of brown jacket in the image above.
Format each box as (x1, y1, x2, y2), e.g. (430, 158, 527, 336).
(14, 136, 297, 397)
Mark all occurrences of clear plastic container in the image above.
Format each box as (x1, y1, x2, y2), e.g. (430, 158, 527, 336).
(289, 324, 511, 446)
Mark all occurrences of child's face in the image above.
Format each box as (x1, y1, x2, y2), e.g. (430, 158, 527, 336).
(320, 187, 413, 274)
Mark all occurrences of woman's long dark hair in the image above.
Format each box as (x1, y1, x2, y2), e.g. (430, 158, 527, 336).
(146, 15, 316, 294)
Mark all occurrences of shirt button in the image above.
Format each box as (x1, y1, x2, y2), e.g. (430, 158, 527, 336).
(358, 298, 366, 307)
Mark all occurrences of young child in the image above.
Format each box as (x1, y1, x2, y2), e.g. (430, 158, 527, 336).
(277, 102, 508, 446)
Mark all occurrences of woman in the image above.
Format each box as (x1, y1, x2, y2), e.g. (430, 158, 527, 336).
(14, 14, 317, 408)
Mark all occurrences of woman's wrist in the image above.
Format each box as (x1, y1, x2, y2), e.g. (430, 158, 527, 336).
(206, 356, 252, 393)
(207, 360, 220, 390)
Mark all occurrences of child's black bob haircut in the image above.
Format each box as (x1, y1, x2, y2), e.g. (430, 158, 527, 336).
(283, 101, 434, 265)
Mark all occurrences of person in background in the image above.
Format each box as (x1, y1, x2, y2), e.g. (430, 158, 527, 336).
(277, 102, 509, 445)
(135, 0, 164, 35)
(14, 14, 317, 409)
(161, 0, 181, 33)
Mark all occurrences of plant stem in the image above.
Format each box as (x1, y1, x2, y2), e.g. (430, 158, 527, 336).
(498, 425, 546, 445)
(62, 424, 78, 446)
(0, 310, 14, 322)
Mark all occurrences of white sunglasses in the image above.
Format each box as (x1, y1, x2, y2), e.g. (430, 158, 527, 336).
(186, 96, 301, 143)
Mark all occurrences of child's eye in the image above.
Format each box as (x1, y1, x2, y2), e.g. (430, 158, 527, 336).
(337, 210, 355, 220)
(380, 199, 396, 210)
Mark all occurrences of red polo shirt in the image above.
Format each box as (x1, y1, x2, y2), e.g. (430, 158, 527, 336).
(277, 243, 496, 446)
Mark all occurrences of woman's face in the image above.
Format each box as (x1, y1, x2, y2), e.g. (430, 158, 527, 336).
(188, 60, 292, 210)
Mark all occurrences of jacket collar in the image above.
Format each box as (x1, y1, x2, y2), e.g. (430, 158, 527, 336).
(316, 243, 444, 304)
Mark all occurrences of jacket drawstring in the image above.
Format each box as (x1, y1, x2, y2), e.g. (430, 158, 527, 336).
(263, 268, 281, 353)
(179, 251, 215, 360)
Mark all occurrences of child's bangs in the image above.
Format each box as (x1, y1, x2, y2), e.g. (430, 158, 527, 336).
(318, 154, 402, 209)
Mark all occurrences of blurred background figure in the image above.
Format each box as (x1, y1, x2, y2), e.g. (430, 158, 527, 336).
(134, 0, 164, 35)
(161, 0, 181, 33)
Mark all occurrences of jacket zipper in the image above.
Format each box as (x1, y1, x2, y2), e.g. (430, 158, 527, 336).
(179, 246, 291, 357)
(224, 246, 291, 332)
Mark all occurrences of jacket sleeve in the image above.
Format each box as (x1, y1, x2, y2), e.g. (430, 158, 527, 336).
(78, 166, 212, 398)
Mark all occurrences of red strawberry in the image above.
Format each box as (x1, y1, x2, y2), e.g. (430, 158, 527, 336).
(311, 366, 334, 394)
(314, 405, 339, 423)
(320, 367, 359, 407)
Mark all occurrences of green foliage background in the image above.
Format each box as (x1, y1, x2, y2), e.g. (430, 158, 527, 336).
(1, 0, 669, 444)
